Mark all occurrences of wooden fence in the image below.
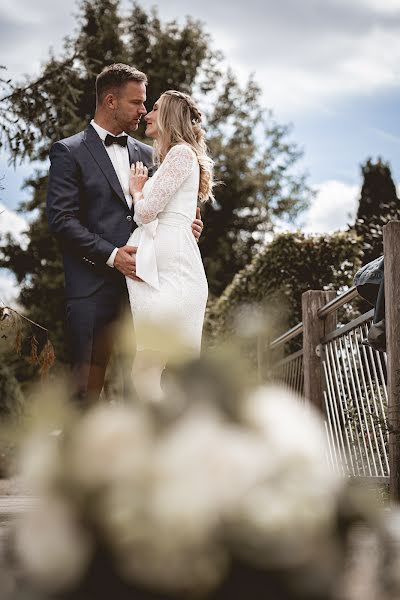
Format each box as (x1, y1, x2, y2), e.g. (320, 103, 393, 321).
(271, 221, 400, 501)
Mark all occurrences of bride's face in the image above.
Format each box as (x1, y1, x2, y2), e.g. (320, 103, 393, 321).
(145, 98, 162, 139)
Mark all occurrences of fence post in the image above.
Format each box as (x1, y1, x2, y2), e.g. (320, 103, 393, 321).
(383, 221, 400, 501)
(302, 290, 336, 411)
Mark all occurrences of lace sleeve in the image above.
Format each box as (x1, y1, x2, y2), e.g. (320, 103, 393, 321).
(133, 144, 196, 224)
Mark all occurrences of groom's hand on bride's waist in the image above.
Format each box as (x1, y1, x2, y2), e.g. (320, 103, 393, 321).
(192, 207, 203, 243)
(114, 245, 143, 281)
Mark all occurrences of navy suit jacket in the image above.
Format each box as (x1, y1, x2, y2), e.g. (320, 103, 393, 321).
(46, 124, 153, 299)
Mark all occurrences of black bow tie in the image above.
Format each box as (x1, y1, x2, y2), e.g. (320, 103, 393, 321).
(104, 134, 128, 147)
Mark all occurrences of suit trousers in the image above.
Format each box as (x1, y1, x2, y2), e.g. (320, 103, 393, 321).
(65, 278, 134, 407)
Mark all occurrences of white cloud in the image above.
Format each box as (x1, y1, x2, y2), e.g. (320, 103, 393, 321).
(0, 202, 29, 246)
(352, 0, 400, 14)
(137, 1, 400, 117)
(0, 0, 74, 78)
(232, 23, 400, 118)
(0, 270, 20, 306)
(299, 180, 359, 233)
(0, 203, 29, 306)
(1, 0, 400, 119)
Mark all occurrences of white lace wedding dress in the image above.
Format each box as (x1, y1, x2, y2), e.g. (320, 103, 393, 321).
(126, 144, 208, 386)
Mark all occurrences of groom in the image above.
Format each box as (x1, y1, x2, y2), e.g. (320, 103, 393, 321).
(47, 63, 203, 406)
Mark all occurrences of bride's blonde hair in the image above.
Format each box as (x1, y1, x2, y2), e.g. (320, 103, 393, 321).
(153, 90, 215, 202)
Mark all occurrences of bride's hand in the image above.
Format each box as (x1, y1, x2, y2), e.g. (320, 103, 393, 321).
(130, 161, 148, 195)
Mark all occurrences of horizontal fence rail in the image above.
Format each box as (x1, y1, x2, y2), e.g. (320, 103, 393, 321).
(317, 286, 359, 319)
(270, 322, 303, 350)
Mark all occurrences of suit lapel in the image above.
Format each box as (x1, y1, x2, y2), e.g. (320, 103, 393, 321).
(128, 138, 155, 172)
(127, 137, 140, 167)
(83, 125, 127, 207)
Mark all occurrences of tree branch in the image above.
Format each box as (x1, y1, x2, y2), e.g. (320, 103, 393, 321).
(0, 54, 79, 103)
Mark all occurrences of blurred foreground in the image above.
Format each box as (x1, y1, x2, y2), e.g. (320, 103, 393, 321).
(0, 313, 400, 599)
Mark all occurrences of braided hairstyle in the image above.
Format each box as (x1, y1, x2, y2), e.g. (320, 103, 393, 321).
(153, 90, 215, 202)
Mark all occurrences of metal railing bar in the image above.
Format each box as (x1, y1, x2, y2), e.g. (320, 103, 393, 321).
(323, 347, 348, 473)
(348, 330, 378, 475)
(317, 286, 359, 319)
(355, 325, 385, 476)
(323, 390, 343, 474)
(332, 338, 360, 474)
(293, 356, 299, 392)
(270, 287, 359, 350)
(331, 336, 362, 475)
(327, 341, 356, 475)
(270, 322, 303, 349)
(278, 365, 284, 383)
(295, 356, 302, 394)
(321, 309, 375, 345)
(273, 349, 304, 368)
(372, 334, 389, 421)
(341, 336, 370, 475)
(324, 420, 336, 472)
(290, 356, 296, 391)
(270, 287, 371, 351)
(360, 324, 389, 475)
(288, 357, 294, 389)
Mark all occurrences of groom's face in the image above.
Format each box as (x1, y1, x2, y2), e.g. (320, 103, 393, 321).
(114, 81, 147, 133)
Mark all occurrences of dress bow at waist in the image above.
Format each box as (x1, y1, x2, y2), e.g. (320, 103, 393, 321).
(135, 219, 160, 290)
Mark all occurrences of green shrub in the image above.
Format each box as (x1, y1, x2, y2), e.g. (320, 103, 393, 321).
(205, 230, 363, 344)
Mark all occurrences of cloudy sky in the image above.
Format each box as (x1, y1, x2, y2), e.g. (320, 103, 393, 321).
(1, 0, 400, 299)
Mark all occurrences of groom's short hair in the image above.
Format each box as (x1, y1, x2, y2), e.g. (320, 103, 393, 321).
(96, 63, 147, 103)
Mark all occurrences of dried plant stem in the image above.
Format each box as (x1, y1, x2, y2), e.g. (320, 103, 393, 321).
(3, 306, 48, 333)
(1, 305, 56, 376)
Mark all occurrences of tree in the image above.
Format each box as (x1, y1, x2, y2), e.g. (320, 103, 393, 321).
(354, 158, 400, 265)
(126, 4, 222, 136)
(202, 71, 311, 294)
(0, 0, 310, 366)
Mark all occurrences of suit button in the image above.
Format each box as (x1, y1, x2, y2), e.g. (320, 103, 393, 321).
(126, 215, 133, 222)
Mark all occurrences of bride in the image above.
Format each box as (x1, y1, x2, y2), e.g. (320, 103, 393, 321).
(126, 90, 215, 400)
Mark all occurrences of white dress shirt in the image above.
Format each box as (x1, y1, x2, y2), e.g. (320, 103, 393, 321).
(90, 119, 132, 268)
